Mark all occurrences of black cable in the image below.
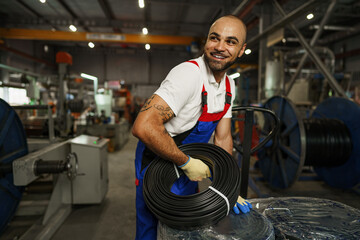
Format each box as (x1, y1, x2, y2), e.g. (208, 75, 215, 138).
(304, 118, 352, 167)
(143, 143, 241, 230)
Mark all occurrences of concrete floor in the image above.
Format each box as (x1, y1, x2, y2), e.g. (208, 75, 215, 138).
(3, 132, 360, 240)
(52, 133, 137, 240)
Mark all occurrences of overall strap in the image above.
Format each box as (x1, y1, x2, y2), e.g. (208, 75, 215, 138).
(225, 76, 232, 105)
(199, 76, 232, 122)
(186, 60, 199, 68)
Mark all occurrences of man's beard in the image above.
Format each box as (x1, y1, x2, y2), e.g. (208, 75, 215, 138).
(204, 53, 238, 73)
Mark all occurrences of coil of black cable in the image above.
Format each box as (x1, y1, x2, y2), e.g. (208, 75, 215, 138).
(143, 143, 241, 230)
(304, 118, 352, 167)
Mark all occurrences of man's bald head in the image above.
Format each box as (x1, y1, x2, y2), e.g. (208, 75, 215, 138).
(209, 15, 247, 45)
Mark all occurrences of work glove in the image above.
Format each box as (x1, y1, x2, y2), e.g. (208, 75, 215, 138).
(179, 156, 211, 181)
(233, 196, 252, 214)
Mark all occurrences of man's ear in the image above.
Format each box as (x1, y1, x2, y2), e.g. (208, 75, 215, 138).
(238, 43, 247, 58)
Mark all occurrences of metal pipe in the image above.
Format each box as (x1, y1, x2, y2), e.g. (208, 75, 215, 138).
(0, 63, 42, 77)
(273, 0, 348, 98)
(285, 0, 337, 95)
(310, 24, 355, 31)
(232, 0, 249, 16)
(247, 0, 323, 47)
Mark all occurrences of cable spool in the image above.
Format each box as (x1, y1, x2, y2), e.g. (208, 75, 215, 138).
(258, 96, 360, 189)
(143, 143, 240, 230)
(304, 118, 352, 167)
(0, 99, 28, 235)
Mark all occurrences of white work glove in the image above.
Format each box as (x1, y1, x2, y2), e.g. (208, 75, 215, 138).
(179, 156, 211, 181)
(233, 196, 252, 214)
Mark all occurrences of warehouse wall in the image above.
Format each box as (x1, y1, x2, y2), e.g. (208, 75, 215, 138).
(1, 40, 56, 76)
(58, 46, 192, 86)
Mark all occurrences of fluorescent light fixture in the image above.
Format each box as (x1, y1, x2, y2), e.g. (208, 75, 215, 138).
(145, 44, 150, 50)
(307, 13, 314, 20)
(229, 72, 240, 79)
(39, 0, 46, 3)
(139, 0, 145, 8)
(69, 24, 77, 32)
(81, 73, 98, 93)
(142, 27, 148, 35)
(245, 49, 251, 55)
(81, 73, 98, 81)
(88, 42, 95, 48)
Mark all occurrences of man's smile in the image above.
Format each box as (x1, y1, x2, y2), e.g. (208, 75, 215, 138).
(210, 52, 227, 60)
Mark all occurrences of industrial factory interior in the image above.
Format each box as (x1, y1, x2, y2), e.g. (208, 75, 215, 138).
(1, 0, 360, 239)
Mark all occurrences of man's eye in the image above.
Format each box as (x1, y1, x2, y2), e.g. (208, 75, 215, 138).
(209, 36, 218, 41)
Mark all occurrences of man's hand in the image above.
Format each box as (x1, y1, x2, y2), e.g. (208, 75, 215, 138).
(179, 156, 211, 181)
(233, 196, 252, 214)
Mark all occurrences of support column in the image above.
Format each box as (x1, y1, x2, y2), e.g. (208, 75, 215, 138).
(0, 52, 9, 101)
(257, 1, 273, 102)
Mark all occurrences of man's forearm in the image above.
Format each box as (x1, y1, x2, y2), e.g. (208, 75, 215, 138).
(214, 133, 233, 155)
(135, 124, 188, 166)
(132, 94, 188, 166)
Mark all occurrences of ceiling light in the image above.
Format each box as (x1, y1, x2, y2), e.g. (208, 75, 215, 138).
(142, 27, 148, 35)
(88, 42, 95, 48)
(306, 13, 314, 20)
(39, 0, 46, 3)
(145, 44, 150, 50)
(282, 38, 286, 43)
(245, 49, 251, 55)
(139, 0, 145, 8)
(69, 24, 77, 32)
(229, 72, 240, 79)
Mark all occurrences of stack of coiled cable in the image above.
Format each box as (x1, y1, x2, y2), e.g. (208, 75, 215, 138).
(143, 143, 241, 230)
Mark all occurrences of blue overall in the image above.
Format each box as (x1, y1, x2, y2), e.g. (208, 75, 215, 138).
(134, 60, 232, 240)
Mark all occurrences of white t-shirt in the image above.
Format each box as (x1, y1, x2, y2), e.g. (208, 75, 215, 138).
(155, 55, 236, 137)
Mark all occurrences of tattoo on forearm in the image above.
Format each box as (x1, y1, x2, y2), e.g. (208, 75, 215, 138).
(140, 95, 155, 112)
(154, 104, 174, 122)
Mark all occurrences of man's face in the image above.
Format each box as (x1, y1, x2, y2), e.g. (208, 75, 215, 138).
(204, 17, 246, 73)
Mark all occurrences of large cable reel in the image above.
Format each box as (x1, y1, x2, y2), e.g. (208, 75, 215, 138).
(258, 96, 360, 189)
(0, 98, 28, 234)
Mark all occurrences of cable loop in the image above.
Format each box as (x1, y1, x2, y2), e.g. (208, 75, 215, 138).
(143, 143, 241, 230)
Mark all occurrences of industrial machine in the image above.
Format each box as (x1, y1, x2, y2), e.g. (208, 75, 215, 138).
(0, 98, 109, 239)
(258, 96, 360, 191)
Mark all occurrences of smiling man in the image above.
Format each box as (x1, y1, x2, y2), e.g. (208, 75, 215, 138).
(132, 15, 252, 240)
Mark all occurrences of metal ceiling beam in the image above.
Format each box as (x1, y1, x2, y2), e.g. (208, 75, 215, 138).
(285, 0, 337, 96)
(309, 25, 355, 31)
(98, 0, 121, 33)
(273, 0, 348, 99)
(246, 0, 325, 47)
(232, 0, 249, 16)
(57, 0, 90, 32)
(3, 18, 206, 33)
(238, 0, 262, 19)
(0, 28, 197, 45)
(318, 22, 360, 45)
(15, 0, 58, 30)
(148, 0, 228, 6)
